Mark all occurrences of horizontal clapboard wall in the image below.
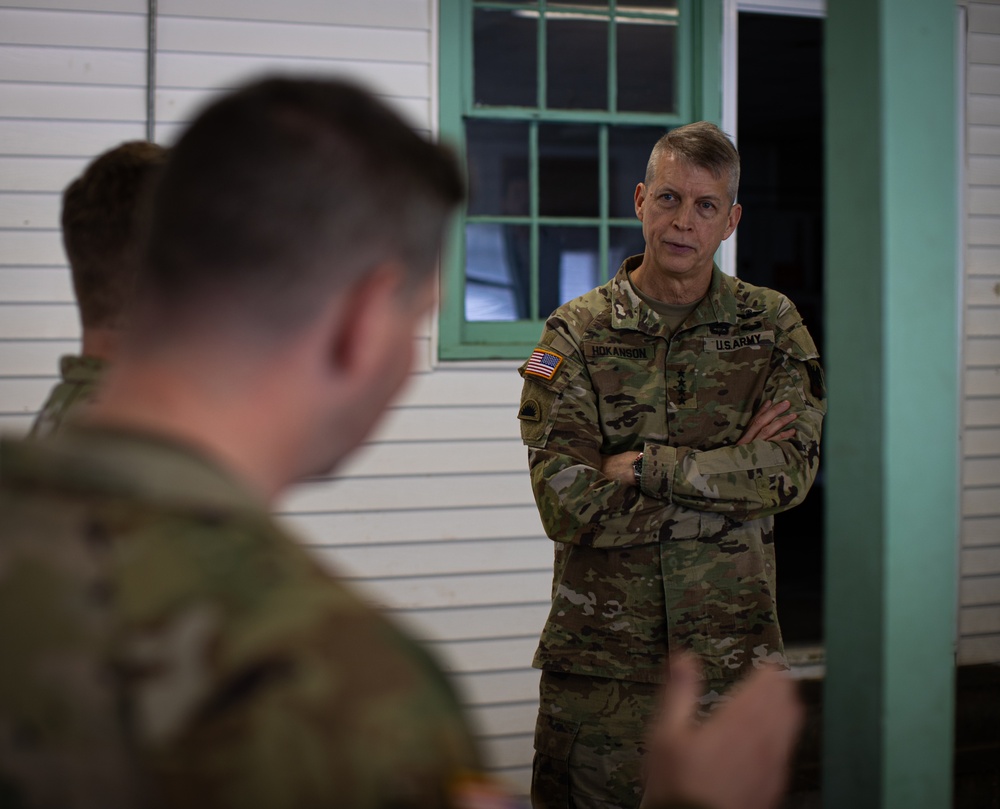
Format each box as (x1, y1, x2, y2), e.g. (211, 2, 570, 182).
(0, 0, 548, 792)
(277, 360, 548, 788)
(0, 0, 148, 435)
(961, 2, 1000, 666)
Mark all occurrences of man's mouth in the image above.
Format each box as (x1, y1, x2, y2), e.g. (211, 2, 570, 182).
(665, 240, 694, 252)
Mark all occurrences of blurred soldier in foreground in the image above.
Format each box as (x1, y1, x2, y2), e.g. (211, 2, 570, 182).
(29, 140, 167, 437)
(0, 80, 803, 809)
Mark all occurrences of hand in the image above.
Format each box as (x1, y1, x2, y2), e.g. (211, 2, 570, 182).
(642, 655, 804, 809)
(450, 774, 522, 809)
(737, 399, 797, 445)
(601, 451, 642, 486)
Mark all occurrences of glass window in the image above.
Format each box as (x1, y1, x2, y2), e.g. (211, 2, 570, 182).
(474, 9, 537, 107)
(547, 17, 608, 110)
(538, 124, 600, 217)
(466, 120, 530, 216)
(608, 124, 667, 216)
(439, 0, 721, 359)
(618, 17, 679, 113)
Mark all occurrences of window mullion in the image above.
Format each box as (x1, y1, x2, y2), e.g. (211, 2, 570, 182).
(609, 0, 617, 115)
(462, 1, 474, 112)
(599, 123, 610, 280)
(678, 0, 692, 121)
(538, 0, 547, 110)
(529, 120, 540, 321)
(532, 0, 544, 321)
(604, 1, 615, 282)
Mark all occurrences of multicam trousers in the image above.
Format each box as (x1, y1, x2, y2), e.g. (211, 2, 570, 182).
(531, 671, 661, 809)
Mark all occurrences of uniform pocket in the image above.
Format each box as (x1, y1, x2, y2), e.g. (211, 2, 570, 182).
(532, 711, 580, 808)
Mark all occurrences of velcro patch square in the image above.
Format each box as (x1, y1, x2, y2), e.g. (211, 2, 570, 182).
(525, 349, 564, 381)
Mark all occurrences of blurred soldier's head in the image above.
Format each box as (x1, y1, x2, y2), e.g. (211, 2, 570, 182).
(122, 76, 463, 483)
(61, 140, 168, 341)
(138, 77, 462, 344)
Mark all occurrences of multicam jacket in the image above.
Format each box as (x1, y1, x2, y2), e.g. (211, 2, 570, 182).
(28, 354, 106, 438)
(0, 427, 482, 809)
(519, 257, 826, 689)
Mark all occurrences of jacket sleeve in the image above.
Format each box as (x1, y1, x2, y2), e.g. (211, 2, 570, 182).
(640, 319, 826, 522)
(519, 318, 826, 545)
(520, 337, 703, 549)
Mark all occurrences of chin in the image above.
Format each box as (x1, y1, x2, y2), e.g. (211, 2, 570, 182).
(297, 436, 357, 482)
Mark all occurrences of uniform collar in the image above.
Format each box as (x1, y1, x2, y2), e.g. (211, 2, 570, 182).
(59, 354, 108, 382)
(1, 425, 263, 514)
(610, 255, 740, 335)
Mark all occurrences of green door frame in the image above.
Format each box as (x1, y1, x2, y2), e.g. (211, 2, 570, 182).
(823, 1, 959, 806)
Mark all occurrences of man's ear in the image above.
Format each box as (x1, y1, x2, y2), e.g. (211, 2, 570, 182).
(723, 202, 742, 241)
(634, 182, 647, 221)
(327, 262, 405, 383)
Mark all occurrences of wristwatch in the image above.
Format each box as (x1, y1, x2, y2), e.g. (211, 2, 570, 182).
(632, 452, 644, 485)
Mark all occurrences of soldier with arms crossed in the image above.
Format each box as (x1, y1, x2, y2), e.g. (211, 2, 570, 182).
(519, 121, 826, 808)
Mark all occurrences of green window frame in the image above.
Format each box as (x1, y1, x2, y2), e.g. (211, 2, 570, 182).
(438, 0, 724, 360)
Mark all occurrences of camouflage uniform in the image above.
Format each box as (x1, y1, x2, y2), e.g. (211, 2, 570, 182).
(519, 256, 826, 808)
(28, 355, 106, 438)
(0, 427, 484, 809)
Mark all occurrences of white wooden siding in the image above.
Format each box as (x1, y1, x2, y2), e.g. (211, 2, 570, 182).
(0, 0, 148, 437)
(961, 2, 1000, 665)
(154, 0, 433, 139)
(0, 0, 545, 792)
(276, 362, 547, 789)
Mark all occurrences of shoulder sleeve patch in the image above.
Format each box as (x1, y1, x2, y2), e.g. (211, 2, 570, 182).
(518, 398, 541, 423)
(776, 322, 820, 361)
(523, 348, 565, 381)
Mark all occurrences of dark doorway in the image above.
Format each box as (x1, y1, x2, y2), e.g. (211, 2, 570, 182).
(737, 11, 825, 645)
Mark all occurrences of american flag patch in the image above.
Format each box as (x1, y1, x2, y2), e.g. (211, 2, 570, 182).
(525, 349, 564, 380)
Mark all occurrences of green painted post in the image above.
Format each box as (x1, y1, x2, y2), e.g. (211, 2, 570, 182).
(823, 1, 959, 807)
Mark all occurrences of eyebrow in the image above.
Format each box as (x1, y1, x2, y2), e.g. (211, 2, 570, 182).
(654, 184, 724, 204)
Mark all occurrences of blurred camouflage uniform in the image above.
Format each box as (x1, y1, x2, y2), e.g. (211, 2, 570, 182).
(0, 427, 483, 809)
(27, 354, 106, 438)
(519, 256, 826, 808)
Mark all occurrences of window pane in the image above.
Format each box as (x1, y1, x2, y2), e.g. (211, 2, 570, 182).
(466, 120, 530, 217)
(608, 125, 667, 218)
(539, 123, 599, 218)
(547, 17, 608, 110)
(617, 16, 678, 112)
(609, 226, 646, 275)
(474, 9, 537, 107)
(540, 226, 601, 313)
(465, 223, 526, 321)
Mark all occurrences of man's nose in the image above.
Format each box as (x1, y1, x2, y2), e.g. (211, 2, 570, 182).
(672, 202, 695, 230)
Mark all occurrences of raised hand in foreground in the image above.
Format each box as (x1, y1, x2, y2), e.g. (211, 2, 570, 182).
(642, 654, 805, 809)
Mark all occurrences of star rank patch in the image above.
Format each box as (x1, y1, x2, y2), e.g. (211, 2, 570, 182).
(524, 349, 564, 381)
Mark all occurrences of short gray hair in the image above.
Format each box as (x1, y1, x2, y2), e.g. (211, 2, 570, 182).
(644, 121, 740, 204)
